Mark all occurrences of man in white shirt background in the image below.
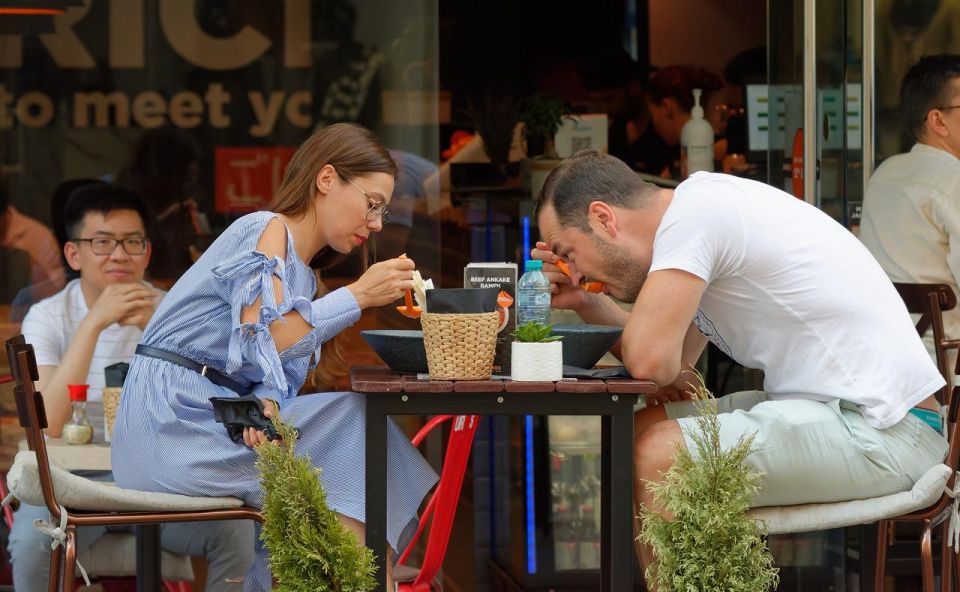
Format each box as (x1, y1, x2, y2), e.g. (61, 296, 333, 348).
(8, 183, 253, 591)
(861, 54, 960, 374)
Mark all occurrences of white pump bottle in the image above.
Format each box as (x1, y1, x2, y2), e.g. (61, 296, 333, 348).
(681, 88, 714, 178)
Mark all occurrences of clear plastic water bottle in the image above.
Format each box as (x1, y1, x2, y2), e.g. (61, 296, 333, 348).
(517, 259, 552, 326)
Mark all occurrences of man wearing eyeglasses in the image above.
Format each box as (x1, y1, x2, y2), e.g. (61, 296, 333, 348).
(9, 183, 254, 591)
(862, 54, 960, 371)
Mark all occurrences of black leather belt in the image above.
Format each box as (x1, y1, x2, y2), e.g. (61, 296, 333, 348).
(135, 345, 253, 396)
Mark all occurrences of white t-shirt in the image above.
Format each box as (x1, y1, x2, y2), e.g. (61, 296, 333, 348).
(650, 172, 943, 429)
(860, 143, 960, 371)
(21, 279, 161, 441)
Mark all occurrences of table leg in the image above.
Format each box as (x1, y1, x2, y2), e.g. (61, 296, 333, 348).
(601, 405, 635, 591)
(135, 523, 162, 592)
(366, 402, 389, 591)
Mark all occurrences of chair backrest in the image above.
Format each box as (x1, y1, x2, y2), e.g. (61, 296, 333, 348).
(4, 335, 64, 519)
(892, 285, 960, 516)
(894, 282, 958, 405)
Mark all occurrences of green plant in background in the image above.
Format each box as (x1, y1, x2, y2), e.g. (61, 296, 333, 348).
(512, 321, 563, 343)
(256, 417, 376, 592)
(519, 92, 574, 159)
(637, 376, 779, 592)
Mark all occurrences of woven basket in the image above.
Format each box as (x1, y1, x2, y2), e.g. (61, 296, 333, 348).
(421, 311, 499, 380)
(102, 387, 122, 442)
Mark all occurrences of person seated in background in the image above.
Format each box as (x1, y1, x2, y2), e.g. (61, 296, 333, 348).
(10, 178, 105, 322)
(643, 65, 724, 178)
(0, 183, 65, 310)
(376, 148, 439, 261)
(531, 151, 946, 576)
(706, 47, 766, 174)
(861, 54, 960, 374)
(116, 126, 211, 286)
(8, 184, 254, 591)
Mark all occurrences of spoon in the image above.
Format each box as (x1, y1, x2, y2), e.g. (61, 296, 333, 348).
(554, 260, 605, 294)
(396, 254, 423, 318)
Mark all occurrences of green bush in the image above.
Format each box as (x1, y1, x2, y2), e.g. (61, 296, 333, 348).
(256, 417, 376, 591)
(637, 379, 779, 592)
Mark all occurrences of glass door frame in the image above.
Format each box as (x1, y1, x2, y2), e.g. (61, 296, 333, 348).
(798, 0, 875, 224)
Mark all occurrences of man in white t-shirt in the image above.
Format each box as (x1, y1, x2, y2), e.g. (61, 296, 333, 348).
(532, 151, 947, 571)
(861, 54, 960, 375)
(9, 184, 253, 591)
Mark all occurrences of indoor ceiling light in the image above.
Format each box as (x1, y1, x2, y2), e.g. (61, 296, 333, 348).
(0, 1, 67, 15)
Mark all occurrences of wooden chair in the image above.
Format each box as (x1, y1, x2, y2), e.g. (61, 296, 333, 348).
(876, 283, 960, 591)
(4, 335, 263, 592)
(749, 283, 960, 592)
(894, 282, 960, 406)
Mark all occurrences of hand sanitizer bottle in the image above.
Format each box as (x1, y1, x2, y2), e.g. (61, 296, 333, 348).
(681, 88, 715, 178)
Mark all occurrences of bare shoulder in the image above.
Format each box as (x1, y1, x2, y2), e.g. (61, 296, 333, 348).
(256, 216, 289, 261)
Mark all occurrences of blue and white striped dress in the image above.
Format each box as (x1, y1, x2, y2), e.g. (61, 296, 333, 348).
(111, 211, 437, 590)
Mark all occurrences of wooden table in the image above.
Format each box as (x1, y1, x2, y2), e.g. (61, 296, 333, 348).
(18, 438, 111, 471)
(351, 366, 657, 592)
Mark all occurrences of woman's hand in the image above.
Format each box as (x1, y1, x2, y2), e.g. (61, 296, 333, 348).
(531, 242, 593, 311)
(346, 257, 416, 310)
(243, 398, 280, 448)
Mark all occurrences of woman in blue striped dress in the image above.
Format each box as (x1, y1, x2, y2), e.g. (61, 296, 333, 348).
(111, 123, 437, 590)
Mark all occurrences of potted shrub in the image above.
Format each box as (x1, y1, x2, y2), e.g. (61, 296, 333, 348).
(511, 321, 563, 381)
(519, 92, 574, 159)
(256, 417, 376, 591)
(637, 376, 779, 592)
(520, 93, 574, 197)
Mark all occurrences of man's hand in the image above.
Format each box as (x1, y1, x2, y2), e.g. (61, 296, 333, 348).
(118, 299, 157, 331)
(531, 241, 594, 311)
(87, 284, 157, 331)
(645, 385, 693, 406)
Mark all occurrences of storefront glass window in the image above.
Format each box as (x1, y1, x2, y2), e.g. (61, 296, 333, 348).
(0, 0, 439, 373)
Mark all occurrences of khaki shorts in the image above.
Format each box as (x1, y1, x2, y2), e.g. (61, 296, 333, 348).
(664, 391, 949, 507)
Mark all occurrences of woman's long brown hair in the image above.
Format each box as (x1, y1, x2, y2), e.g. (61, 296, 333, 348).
(271, 123, 397, 391)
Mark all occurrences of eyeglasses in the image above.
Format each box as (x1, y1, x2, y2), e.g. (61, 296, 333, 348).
(339, 173, 390, 223)
(72, 237, 149, 256)
(938, 105, 960, 112)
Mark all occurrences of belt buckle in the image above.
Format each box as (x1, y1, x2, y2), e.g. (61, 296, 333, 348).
(200, 365, 209, 377)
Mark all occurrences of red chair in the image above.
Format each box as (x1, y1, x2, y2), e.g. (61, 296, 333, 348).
(396, 414, 481, 591)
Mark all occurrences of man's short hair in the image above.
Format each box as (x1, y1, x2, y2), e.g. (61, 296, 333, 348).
(900, 54, 960, 141)
(64, 184, 149, 239)
(536, 150, 660, 230)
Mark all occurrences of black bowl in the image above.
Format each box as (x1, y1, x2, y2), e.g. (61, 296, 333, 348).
(550, 324, 623, 369)
(360, 330, 429, 374)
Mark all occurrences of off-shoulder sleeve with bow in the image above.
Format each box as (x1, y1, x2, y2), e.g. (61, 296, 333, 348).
(209, 222, 360, 400)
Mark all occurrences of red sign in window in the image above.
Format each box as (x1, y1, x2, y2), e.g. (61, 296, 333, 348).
(214, 147, 296, 213)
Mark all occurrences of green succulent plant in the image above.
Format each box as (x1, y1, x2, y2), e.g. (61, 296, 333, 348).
(512, 321, 563, 343)
(256, 416, 376, 591)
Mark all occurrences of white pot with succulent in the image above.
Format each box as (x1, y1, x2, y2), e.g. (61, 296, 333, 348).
(511, 321, 563, 382)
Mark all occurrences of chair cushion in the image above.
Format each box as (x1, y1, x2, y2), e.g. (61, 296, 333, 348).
(7, 451, 244, 512)
(749, 463, 952, 534)
(79, 532, 194, 581)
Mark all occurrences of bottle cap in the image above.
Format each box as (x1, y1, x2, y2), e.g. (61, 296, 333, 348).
(67, 384, 88, 402)
(691, 88, 704, 119)
(524, 259, 543, 271)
